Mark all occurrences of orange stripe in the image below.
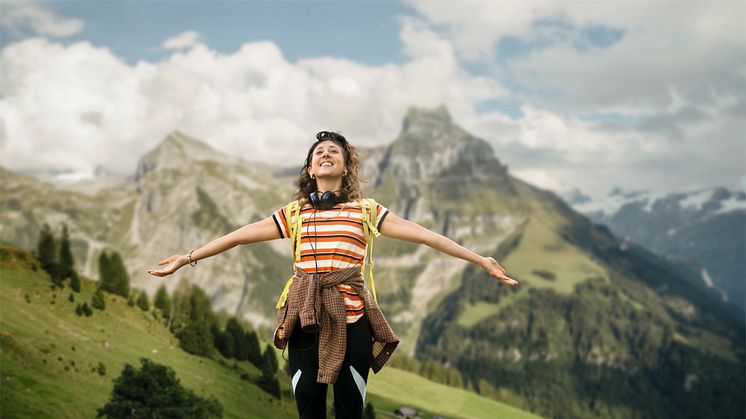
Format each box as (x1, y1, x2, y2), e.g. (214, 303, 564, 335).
(300, 247, 364, 258)
(302, 219, 363, 227)
(339, 291, 362, 300)
(299, 254, 363, 264)
(346, 307, 365, 314)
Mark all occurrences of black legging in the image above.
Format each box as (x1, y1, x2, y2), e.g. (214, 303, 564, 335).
(288, 313, 373, 419)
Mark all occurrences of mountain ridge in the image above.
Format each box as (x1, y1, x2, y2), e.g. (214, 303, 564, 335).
(1, 105, 743, 419)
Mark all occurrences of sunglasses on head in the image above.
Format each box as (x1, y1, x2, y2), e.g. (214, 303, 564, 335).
(316, 131, 347, 143)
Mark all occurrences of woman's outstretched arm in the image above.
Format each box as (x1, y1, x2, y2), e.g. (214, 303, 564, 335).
(146, 216, 281, 277)
(379, 212, 519, 287)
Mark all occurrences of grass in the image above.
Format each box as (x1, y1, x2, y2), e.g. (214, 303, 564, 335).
(367, 368, 543, 419)
(0, 259, 297, 419)
(1, 247, 544, 418)
(458, 301, 507, 328)
(500, 216, 608, 295)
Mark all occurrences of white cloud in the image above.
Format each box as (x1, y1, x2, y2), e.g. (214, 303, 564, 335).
(0, 1, 84, 38)
(403, 0, 745, 198)
(162, 31, 201, 50)
(406, 0, 550, 61)
(0, 4, 742, 202)
(511, 168, 570, 194)
(0, 22, 505, 177)
(409, 1, 746, 114)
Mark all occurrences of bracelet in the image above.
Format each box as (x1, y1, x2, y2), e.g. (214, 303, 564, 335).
(187, 250, 197, 267)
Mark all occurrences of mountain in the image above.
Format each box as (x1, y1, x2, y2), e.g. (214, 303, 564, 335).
(361, 107, 744, 419)
(564, 186, 746, 313)
(1, 108, 743, 419)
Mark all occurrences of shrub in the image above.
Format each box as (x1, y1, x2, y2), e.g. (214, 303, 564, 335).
(96, 358, 222, 418)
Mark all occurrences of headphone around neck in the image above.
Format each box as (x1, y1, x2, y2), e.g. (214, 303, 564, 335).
(309, 190, 342, 210)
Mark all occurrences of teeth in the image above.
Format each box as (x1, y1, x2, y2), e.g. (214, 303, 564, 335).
(321, 162, 332, 167)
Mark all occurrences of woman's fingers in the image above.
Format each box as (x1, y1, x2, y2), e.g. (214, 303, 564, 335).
(498, 274, 519, 287)
(148, 255, 182, 277)
(484, 257, 518, 287)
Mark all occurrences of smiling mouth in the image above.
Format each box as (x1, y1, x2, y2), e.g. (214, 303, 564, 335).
(320, 162, 333, 167)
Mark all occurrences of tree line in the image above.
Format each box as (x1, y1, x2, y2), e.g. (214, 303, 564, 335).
(33, 223, 283, 418)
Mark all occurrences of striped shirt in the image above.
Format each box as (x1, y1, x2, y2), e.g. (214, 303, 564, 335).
(272, 200, 389, 324)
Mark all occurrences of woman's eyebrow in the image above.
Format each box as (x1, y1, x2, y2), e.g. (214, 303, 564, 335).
(315, 145, 341, 152)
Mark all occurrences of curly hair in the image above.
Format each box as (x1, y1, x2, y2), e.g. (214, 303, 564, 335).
(294, 132, 363, 206)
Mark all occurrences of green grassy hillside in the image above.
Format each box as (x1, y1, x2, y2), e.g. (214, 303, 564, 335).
(0, 247, 296, 418)
(0, 246, 541, 419)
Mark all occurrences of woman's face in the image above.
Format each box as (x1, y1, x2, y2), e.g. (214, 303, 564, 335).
(308, 140, 346, 179)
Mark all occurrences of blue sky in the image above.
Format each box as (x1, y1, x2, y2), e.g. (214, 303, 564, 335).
(25, 1, 412, 66)
(1, 0, 743, 198)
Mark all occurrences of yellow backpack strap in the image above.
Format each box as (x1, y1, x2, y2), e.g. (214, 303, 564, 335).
(284, 200, 303, 263)
(360, 198, 381, 304)
(276, 201, 302, 309)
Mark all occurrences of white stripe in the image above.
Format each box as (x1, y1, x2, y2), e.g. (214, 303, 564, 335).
(299, 241, 366, 253)
(291, 369, 302, 394)
(349, 365, 366, 403)
(301, 211, 365, 220)
(301, 224, 365, 235)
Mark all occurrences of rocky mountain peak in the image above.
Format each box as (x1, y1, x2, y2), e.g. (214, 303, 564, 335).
(378, 105, 507, 182)
(134, 130, 238, 181)
(401, 104, 452, 134)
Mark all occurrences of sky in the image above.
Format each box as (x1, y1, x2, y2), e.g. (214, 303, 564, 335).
(1, 0, 744, 200)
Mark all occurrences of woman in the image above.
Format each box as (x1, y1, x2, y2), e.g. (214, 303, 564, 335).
(147, 130, 518, 418)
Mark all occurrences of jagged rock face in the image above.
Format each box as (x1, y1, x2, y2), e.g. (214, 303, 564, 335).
(377, 106, 509, 184)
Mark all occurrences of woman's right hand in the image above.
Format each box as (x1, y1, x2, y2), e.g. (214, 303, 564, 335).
(146, 254, 188, 277)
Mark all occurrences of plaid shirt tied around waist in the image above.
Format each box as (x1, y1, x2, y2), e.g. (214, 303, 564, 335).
(273, 266, 399, 384)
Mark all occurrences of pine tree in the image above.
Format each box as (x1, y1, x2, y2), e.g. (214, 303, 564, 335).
(247, 330, 262, 367)
(36, 223, 61, 285)
(136, 291, 150, 312)
(108, 251, 130, 298)
(211, 324, 228, 358)
(261, 344, 278, 377)
(178, 318, 213, 357)
(68, 293, 75, 303)
(98, 251, 112, 292)
(58, 224, 74, 281)
(259, 345, 281, 399)
(224, 333, 235, 360)
(225, 318, 246, 360)
(91, 287, 106, 311)
(69, 270, 81, 292)
(75, 303, 83, 316)
(176, 286, 214, 357)
(153, 285, 171, 315)
(82, 302, 93, 316)
(98, 250, 130, 299)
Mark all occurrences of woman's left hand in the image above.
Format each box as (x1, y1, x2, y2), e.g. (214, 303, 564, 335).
(481, 257, 519, 287)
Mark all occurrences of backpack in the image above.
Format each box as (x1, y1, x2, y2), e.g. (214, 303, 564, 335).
(275, 198, 381, 309)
